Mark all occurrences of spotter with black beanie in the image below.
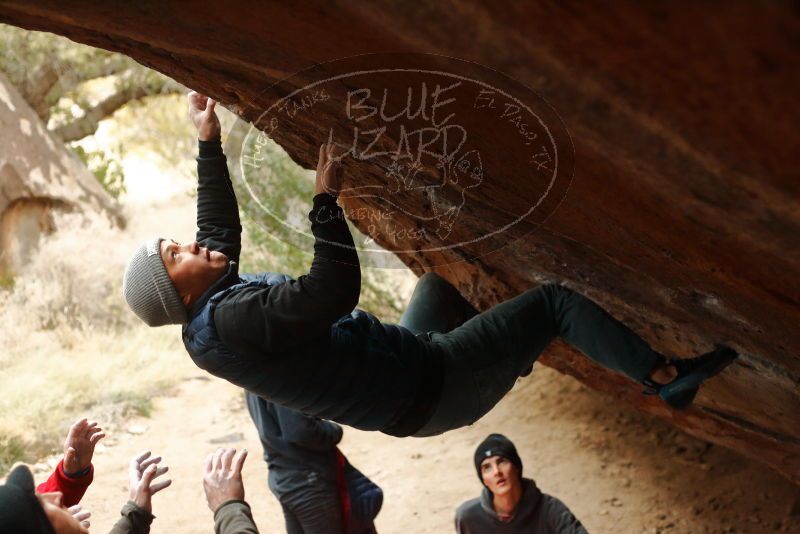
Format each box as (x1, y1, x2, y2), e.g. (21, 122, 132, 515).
(455, 433, 587, 533)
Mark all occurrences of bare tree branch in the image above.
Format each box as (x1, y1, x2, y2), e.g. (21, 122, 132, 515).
(53, 71, 184, 142)
(21, 63, 60, 120)
(52, 53, 133, 99)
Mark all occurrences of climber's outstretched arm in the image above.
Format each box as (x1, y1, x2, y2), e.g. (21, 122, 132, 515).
(214, 142, 361, 355)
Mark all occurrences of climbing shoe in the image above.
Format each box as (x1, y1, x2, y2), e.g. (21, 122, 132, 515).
(642, 345, 737, 410)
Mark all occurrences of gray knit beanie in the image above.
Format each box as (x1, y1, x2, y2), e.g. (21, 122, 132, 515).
(123, 237, 188, 326)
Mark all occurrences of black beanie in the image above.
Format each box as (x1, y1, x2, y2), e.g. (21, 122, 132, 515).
(474, 433, 523, 484)
(0, 464, 56, 534)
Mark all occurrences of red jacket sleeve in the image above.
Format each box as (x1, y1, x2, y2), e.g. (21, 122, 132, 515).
(36, 459, 93, 507)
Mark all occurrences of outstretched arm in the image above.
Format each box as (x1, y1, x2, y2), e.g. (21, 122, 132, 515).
(214, 142, 361, 355)
(108, 450, 172, 534)
(189, 91, 242, 264)
(36, 418, 104, 507)
(204, 448, 260, 534)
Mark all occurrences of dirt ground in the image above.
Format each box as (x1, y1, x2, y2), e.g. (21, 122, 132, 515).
(35, 366, 799, 534)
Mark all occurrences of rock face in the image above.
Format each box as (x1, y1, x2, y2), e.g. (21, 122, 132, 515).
(0, 71, 122, 276)
(0, 2, 797, 481)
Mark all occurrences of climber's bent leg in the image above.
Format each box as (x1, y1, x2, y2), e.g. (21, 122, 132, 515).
(414, 283, 664, 436)
(540, 283, 664, 381)
(399, 272, 479, 335)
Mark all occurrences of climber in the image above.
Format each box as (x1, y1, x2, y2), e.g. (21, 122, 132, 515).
(122, 91, 737, 438)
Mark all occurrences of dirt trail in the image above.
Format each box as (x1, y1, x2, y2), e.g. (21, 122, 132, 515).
(43, 367, 799, 533)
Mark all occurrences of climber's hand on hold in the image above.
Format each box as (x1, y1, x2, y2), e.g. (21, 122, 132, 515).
(315, 141, 343, 198)
(188, 91, 222, 142)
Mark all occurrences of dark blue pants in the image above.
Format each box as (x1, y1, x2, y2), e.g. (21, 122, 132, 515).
(280, 488, 342, 534)
(275, 461, 381, 534)
(245, 391, 382, 533)
(398, 273, 664, 436)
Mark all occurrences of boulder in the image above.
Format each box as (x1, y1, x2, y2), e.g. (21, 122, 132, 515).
(0, 71, 122, 276)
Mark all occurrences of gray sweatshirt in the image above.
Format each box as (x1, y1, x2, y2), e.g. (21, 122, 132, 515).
(455, 478, 587, 533)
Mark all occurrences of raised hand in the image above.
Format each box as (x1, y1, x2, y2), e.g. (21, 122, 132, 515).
(63, 418, 105, 477)
(68, 504, 91, 529)
(188, 90, 222, 141)
(203, 447, 248, 512)
(315, 141, 343, 198)
(128, 451, 172, 513)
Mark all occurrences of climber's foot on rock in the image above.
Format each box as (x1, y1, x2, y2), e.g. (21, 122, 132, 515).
(643, 345, 738, 410)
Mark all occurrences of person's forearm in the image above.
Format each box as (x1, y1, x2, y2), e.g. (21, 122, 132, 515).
(317, 420, 344, 446)
(301, 419, 344, 449)
(214, 192, 361, 355)
(305, 192, 361, 310)
(279, 407, 344, 450)
(107, 502, 154, 534)
(36, 459, 92, 508)
(196, 137, 242, 263)
(214, 500, 260, 534)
